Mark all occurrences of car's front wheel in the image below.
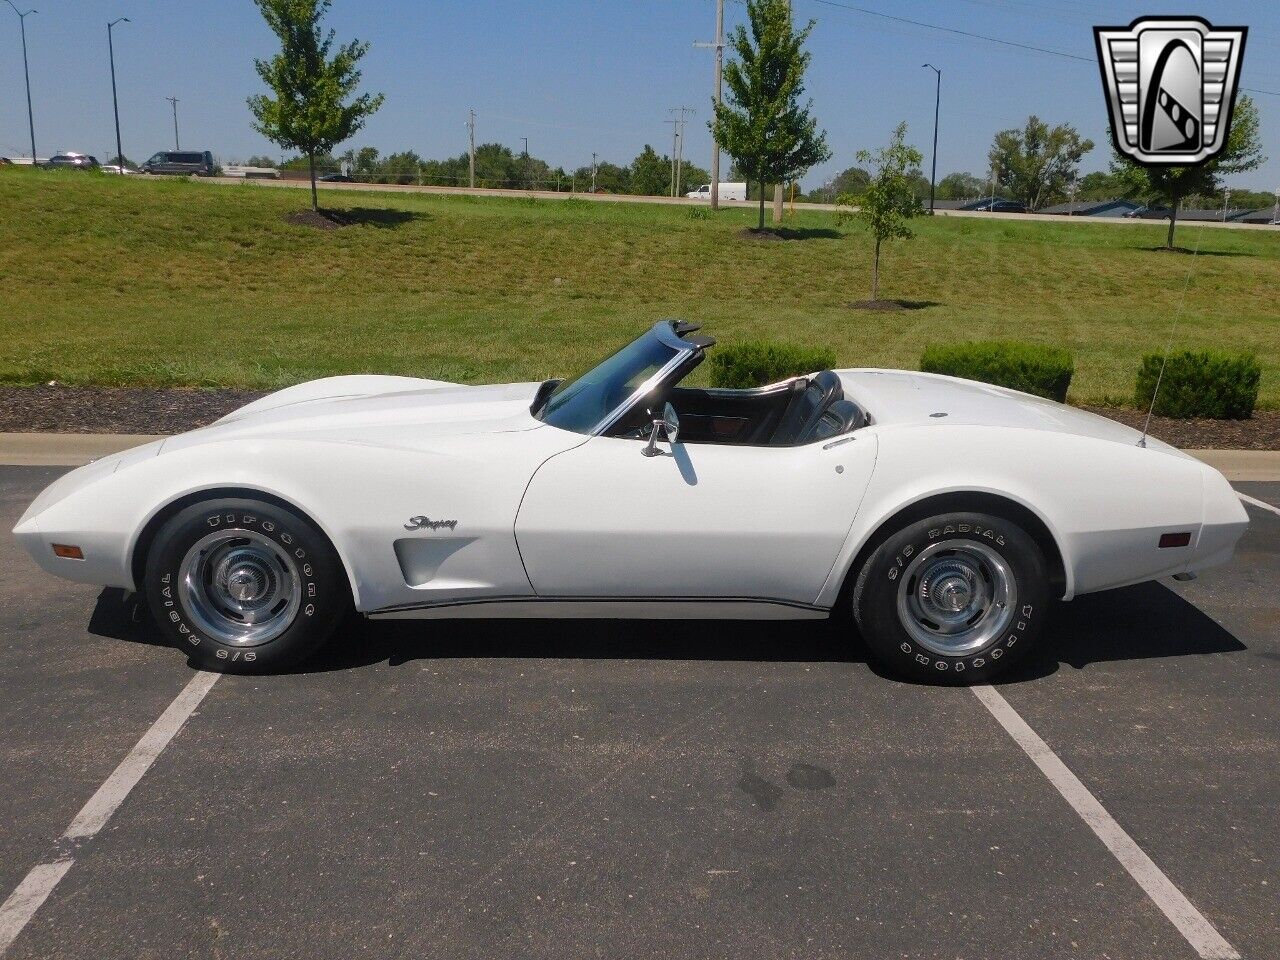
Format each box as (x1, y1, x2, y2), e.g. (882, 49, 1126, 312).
(143, 497, 350, 673)
(853, 512, 1049, 683)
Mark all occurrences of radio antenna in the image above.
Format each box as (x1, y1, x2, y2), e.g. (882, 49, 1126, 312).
(1139, 224, 1205, 448)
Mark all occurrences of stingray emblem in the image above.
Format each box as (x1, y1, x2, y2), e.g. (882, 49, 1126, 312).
(404, 516, 458, 532)
(1094, 17, 1247, 167)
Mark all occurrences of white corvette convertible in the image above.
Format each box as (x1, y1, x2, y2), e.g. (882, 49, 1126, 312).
(14, 321, 1248, 681)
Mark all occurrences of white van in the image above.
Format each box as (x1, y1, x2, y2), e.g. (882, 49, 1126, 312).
(685, 182, 747, 201)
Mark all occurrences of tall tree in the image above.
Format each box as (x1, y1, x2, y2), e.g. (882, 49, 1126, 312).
(988, 116, 1093, 211)
(936, 171, 986, 201)
(710, 0, 830, 230)
(838, 122, 923, 302)
(630, 145, 671, 197)
(813, 164, 871, 202)
(247, 0, 384, 211)
(1110, 95, 1265, 249)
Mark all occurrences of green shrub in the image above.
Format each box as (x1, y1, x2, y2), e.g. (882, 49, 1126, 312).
(709, 340, 838, 388)
(920, 340, 1074, 402)
(1134, 350, 1260, 419)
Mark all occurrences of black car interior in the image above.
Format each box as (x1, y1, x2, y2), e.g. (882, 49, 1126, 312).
(610, 366, 869, 447)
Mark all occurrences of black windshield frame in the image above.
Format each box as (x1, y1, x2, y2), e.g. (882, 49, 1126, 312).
(533, 322, 700, 436)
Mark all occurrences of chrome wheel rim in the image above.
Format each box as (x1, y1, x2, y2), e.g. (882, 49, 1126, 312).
(178, 529, 301, 646)
(896, 539, 1015, 657)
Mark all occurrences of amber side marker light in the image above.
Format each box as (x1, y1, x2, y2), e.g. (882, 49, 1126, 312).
(1158, 532, 1192, 549)
(51, 544, 84, 560)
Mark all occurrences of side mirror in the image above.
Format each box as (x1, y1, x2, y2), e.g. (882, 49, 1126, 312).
(642, 402, 681, 457)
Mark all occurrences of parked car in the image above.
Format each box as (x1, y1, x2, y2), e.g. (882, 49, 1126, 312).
(44, 153, 100, 170)
(13, 321, 1248, 682)
(139, 150, 216, 176)
(971, 199, 1026, 214)
(685, 182, 747, 201)
(100, 164, 137, 175)
(319, 173, 352, 183)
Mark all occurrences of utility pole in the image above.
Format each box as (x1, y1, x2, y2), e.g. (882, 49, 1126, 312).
(668, 106, 693, 196)
(591, 152, 597, 193)
(1221, 186, 1230, 222)
(1272, 187, 1279, 226)
(922, 63, 940, 215)
(664, 117, 679, 196)
(4, 1, 37, 164)
(165, 96, 180, 150)
(107, 17, 130, 172)
(694, 0, 725, 209)
(520, 136, 528, 189)
(467, 109, 476, 188)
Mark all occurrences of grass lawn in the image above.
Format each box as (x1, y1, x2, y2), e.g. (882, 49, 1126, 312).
(2, 167, 1277, 406)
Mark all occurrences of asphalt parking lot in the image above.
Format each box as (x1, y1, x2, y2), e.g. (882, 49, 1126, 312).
(1, 465, 1277, 960)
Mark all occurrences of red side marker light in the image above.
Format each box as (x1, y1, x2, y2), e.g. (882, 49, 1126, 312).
(1158, 532, 1191, 549)
(52, 544, 84, 560)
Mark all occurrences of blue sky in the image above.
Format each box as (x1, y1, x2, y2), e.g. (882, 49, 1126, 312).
(2, 1, 1277, 192)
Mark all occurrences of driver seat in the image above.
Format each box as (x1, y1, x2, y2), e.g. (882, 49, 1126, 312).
(770, 370, 844, 446)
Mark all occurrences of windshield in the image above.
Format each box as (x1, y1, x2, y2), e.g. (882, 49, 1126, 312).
(536, 327, 685, 434)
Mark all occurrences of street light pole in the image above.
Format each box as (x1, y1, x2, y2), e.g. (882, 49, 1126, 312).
(165, 96, 179, 150)
(107, 17, 129, 169)
(4, 0, 37, 164)
(591, 152, 597, 193)
(922, 63, 941, 215)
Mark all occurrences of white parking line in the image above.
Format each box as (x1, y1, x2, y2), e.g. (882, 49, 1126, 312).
(972, 685, 1240, 960)
(0, 670, 219, 956)
(1238, 492, 1280, 518)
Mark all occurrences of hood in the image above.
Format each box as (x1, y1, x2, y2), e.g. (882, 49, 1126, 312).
(164, 377, 547, 454)
(838, 370, 1190, 456)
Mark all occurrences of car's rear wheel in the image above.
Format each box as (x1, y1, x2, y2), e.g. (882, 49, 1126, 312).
(852, 512, 1049, 683)
(143, 497, 350, 673)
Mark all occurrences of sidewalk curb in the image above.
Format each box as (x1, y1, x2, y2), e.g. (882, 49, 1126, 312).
(0, 433, 166, 466)
(0, 432, 1276, 480)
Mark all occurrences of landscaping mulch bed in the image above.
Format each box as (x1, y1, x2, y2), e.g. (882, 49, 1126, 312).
(1078, 406, 1280, 451)
(0, 386, 1274, 449)
(847, 299, 937, 312)
(0, 386, 267, 435)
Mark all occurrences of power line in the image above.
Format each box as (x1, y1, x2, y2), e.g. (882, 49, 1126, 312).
(805, 0, 1279, 96)
(809, 0, 1092, 62)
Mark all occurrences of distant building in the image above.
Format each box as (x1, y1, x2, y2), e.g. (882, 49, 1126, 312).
(932, 198, 1026, 213)
(1039, 198, 1142, 218)
(1129, 206, 1256, 222)
(1235, 209, 1278, 225)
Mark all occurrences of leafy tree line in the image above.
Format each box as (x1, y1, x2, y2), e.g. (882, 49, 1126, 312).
(268, 142, 710, 195)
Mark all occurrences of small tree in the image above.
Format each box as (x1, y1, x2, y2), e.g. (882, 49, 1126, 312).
(711, 0, 830, 231)
(247, 0, 384, 212)
(839, 122, 923, 302)
(988, 116, 1093, 211)
(1110, 95, 1265, 249)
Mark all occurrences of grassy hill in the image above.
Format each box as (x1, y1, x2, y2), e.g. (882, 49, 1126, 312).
(2, 167, 1277, 406)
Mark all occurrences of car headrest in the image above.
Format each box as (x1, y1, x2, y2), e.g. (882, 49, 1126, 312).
(771, 370, 844, 445)
(806, 398, 868, 442)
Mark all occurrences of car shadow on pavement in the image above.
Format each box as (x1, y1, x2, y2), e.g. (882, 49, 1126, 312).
(994, 581, 1246, 685)
(88, 580, 1246, 681)
(302, 613, 860, 673)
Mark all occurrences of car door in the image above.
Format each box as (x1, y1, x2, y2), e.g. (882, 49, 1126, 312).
(514, 430, 878, 605)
